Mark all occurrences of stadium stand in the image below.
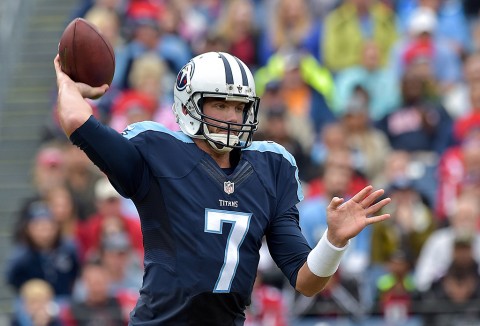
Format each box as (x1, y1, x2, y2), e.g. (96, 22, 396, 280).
(0, 0, 78, 318)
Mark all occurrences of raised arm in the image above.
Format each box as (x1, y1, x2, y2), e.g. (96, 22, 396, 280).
(53, 55, 145, 198)
(53, 54, 109, 137)
(296, 186, 391, 296)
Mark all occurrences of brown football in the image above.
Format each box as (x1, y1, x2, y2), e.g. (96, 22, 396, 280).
(58, 18, 115, 87)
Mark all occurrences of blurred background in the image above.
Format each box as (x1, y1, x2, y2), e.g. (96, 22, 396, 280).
(1, 0, 480, 325)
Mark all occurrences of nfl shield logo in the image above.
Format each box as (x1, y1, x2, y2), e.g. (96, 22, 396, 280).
(224, 181, 235, 194)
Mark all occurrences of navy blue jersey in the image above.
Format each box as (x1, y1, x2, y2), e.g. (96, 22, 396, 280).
(70, 116, 311, 325)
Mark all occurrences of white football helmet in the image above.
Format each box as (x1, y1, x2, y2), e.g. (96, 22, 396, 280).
(172, 52, 260, 153)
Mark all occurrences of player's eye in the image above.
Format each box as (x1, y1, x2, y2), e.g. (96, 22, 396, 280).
(236, 105, 246, 113)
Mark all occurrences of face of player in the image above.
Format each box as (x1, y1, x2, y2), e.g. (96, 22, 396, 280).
(201, 98, 246, 135)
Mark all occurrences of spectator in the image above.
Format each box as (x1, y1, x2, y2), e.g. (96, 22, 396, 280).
(63, 144, 102, 221)
(72, 232, 142, 303)
(114, 2, 191, 92)
(44, 184, 80, 246)
(309, 122, 367, 185)
(110, 53, 178, 131)
(69, 0, 127, 23)
(333, 41, 401, 121)
(323, 0, 398, 73)
(397, 0, 471, 56)
(158, 1, 211, 50)
(376, 66, 454, 156)
(338, 88, 392, 185)
(110, 6, 163, 101)
(11, 279, 62, 326)
(109, 90, 158, 132)
(375, 150, 412, 188)
(452, 82, 480, 143)
(30, 142, 67, 195)
(63, 263, 125, 326)
(389, 6, 462, 93)
(84, 6, 124, 49)
(415, 191, 480, 292)
(14, 142, 67, 243)
(443, 52, 480, 119)
(253, 105, 314, 182)
(436, 122, 480, 220)
(215, 0, 261, 69)
(191, 29, 229, 56)
(6, 202, 80, 298)
(76, 177, 143, 263)
(375, 250, 418, 324)
(98, 232, 142, 295)
(257, 0, 321, 65)
(255, 49, 336, 136)
(370, 177, 436, 269)
(420, 235, 480, 325)
(245, 272, 288, 326)
(127, 52, 172, 109)
(309, 122, 349, 171)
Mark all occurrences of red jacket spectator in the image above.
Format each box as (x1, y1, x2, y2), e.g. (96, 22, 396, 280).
(436, 127, 480, 222)
(246, 283, 288, 326)
(76, 177, 143, 262)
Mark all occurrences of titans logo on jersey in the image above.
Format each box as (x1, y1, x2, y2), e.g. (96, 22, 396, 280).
(71, 117, 310, 325)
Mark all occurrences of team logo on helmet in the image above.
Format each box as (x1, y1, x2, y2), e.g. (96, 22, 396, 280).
(176, 61, 195, 91)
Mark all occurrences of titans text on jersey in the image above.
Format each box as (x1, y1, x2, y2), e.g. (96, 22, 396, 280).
(219, 200, 239, 208)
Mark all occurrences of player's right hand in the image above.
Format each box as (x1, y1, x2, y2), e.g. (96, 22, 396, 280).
(54, 54, 108, 99)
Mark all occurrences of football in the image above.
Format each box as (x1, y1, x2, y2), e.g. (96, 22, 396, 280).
(58, 18, 115, 87)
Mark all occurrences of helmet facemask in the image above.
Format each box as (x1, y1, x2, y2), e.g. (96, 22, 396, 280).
(187, 92, 259, 153)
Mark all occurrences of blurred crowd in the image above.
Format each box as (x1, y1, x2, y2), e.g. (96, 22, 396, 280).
(6, 0, 480, 325)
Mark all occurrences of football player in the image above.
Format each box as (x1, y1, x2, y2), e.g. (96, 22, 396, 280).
(53, 51, 390, 325)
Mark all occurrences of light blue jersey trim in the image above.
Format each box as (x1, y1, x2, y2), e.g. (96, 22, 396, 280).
(244, 141, 304, 201)
(121, 121, 194, 143)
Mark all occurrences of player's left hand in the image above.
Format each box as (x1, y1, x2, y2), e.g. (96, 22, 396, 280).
(326, 185, 390, 247)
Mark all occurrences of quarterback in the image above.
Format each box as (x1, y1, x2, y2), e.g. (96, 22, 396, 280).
(53, 51, 390, 325)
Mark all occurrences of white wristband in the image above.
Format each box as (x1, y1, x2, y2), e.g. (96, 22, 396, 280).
(307, 229, 349, 277)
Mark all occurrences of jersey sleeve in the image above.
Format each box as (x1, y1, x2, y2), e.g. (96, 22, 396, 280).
(265, 205, 311, 288)
(275, 150, 304, 216)
(245, 141, 304, 216)
(69, 115, 147, 199)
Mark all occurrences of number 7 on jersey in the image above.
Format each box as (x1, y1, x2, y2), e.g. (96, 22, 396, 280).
(204, 209, 252, 292)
